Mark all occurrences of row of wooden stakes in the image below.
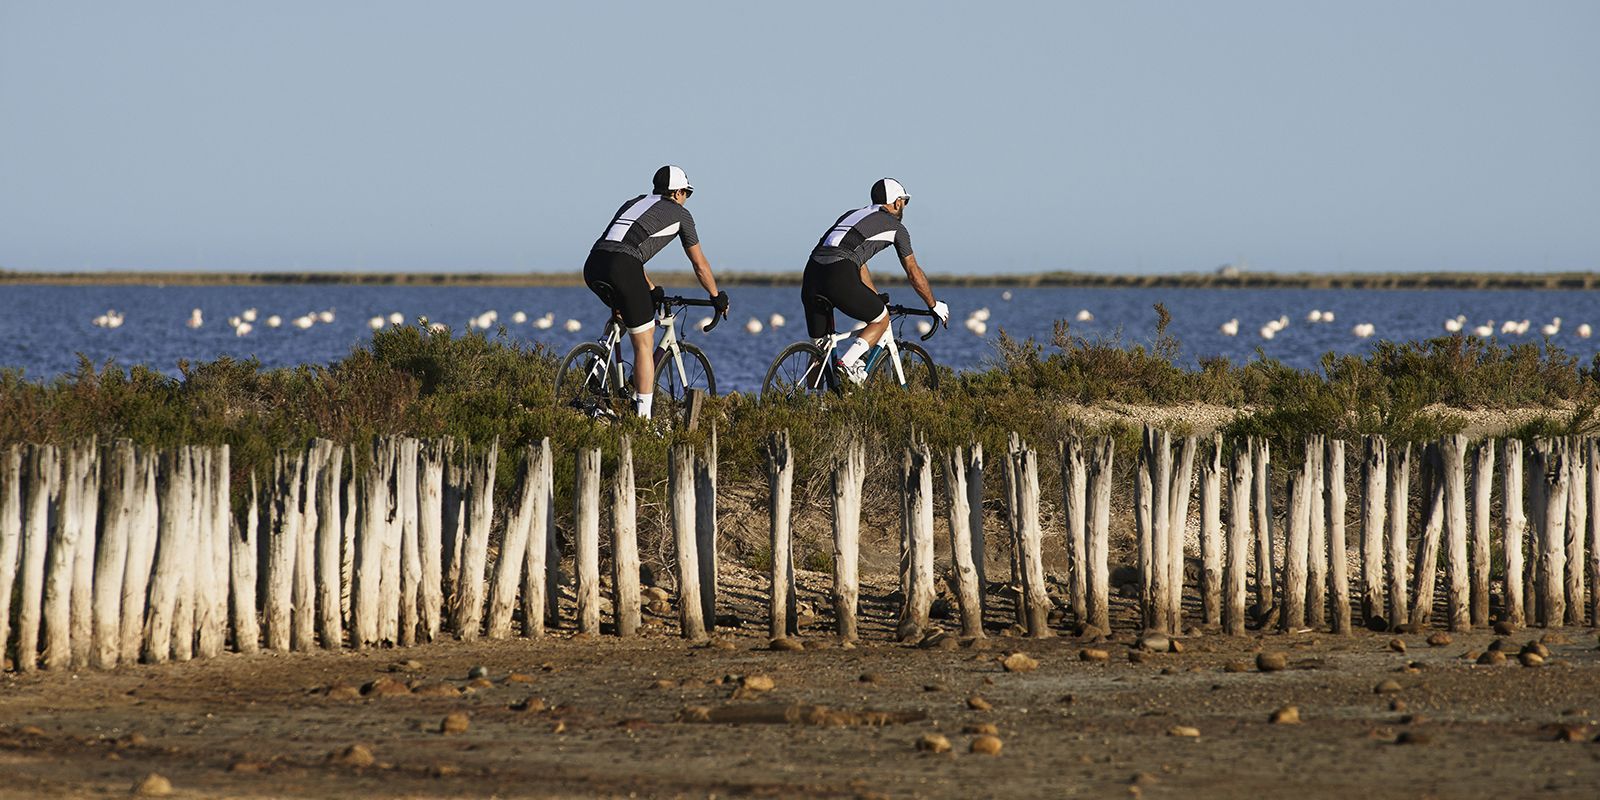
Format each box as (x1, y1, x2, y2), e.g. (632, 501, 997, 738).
(1, 430, 1597, 672)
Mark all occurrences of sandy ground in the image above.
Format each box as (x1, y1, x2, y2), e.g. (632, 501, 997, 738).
(3, 564, 1599, 800)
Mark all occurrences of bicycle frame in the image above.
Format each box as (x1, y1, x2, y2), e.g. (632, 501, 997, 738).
(586, 301, 701, 394)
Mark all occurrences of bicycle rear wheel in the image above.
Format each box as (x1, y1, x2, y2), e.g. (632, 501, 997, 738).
(555, 342, 624, 417)
(867, 340, 939, 391)
(762, 342, 834, 399)
(653, 342, 716, 422)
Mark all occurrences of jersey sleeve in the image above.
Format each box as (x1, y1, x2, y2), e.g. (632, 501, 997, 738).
(677, 206, 700, 248)
(894, 224, 913, 259)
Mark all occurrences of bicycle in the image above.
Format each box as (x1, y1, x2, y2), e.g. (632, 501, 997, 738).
(760, 294, 940, 399)
(554, 283, 722, 421)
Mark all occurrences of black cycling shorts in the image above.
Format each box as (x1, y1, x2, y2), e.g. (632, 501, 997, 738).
(801, 258, 886, 337)
(583, 249, 655, 333)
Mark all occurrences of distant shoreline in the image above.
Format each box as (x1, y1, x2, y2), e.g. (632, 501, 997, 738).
(2, 269, 1597, 291)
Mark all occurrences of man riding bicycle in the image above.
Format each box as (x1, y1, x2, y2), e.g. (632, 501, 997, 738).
(801, 178, 949, 384)
(584, 165, 730, 418)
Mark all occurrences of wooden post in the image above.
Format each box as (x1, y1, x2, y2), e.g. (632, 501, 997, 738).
(900, 439, 937, 637)
(209, 447, 232, 656)
(1360, 435, 1388, 625)
(45, 441, 89, 669)
(613, 436, 641, 638)
(1062, 437, 1088, 624)
(1010, 439, 1049, 637)
(119, 452, 158, 663)
(1471, 441, 1494, 627)
(145, 449, 190, 663)
(1003, 438, 1023, 628)
(351, 444, 383, 647)
(377, 440, 405, 645)
(1386, 443, 1412, 625)
(0, 446, 24, 670)
(1086, 436, 1114, 632)
(91, 441, 135, 668)
(395, 438, 421, 646)
(1282, 445, 1311, 632)
(1225, 441, 1252, 636)
(1326, 438, 1351, 633)
(263, 450, 301, 652)
(1527, 440, 1548, 622)
(966, 445, 986, 613)
(1442, 434, 1470, 631)
(694, 428, 719, 628)
(417, 440, 446, 642)
(1535, 440, 1568, 626)
(521, 438, 553, 637)
(1410, 444, 1446, 629)
(339, 445, 356, 628)
(944, 446, 985, 639)
(312, 441, 343, 649)
(68, 440, 100, 667)
(1564, 439, 1586, 626)
(486, 445, 537, 640)
(229, 474, 261, 655)
(767, 431, 796, 640)
(292, 443, 322, 652)
(575, 447, 603, 636)
(1135, 430, 1157, 631)
(453, 438, 498, 641)
(1199, 435, 1224, 627)
(1167, 435, 1195, 633)
(1145, 427, 1172, 633)
(15, 445, 58, 672)
(440, 438, 465, 609)
(1501, 439, 1526, 626)
(671, 444, 706, 641)
(1307, 437, 1328, 629)
(191, 448, 219, 660)
(831, 441, 864, 641)
(1251, 437, 1275, 614)
(1588, 438, 1600, 626)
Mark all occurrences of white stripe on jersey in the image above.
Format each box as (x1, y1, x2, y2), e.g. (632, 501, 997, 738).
(648, 222, 680, 238)
(604, 196, 662, 242)
(821, 205, 879, 248)
(865, 230, 897, 243)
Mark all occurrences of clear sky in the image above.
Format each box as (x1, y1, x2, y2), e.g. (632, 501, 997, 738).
(1, 1, 1596, 274)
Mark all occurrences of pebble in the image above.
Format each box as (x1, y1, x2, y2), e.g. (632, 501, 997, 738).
(1540, 632, 1571, 646)
(916, 733, 952, 753)
(1256, 652, 1288, 672)
(1476, 650, 1507, 666)
(467, 666, 489, 679)
(1551, 723, 1590, 743)
(1270, 705, 1301, 724)
(1128, 651, 1149, 664)
(1169, 639, 1186, 654)
(1077, 624, 1107, 639)
(1222, 661, 1251, 673)
(969, 734, 1004, 755)
(326, 684, 361, 700)
(1389, 699, 1407, 712)
(511, 697, 546, 713)
(388, 659, 424, 672)
(133, 773, 173, 797)
(967, 695, 993, 711)
(506, 672, 536, 684)
(1521, 642, 1550, 659)
(741, 674, 776, 692)
(646, 599, 672, 616)
(654, 679, 678, 690)
(1519, 651, 1545, 668)
(1374, 679, 1403, 694)
(1425, 632, 1452, 647)
(1493, 620, 1517, 635)
(361, 677, 411, 697)
(550, 720, 567, 734)
(1002, 652, 1040, 672)
(1487, 638, 1511, 652)
(964, 723, 999, 735)
(923, 683, 948, 693)
(1137, 632, 1170, 652)
(961, 637, 992, 651)
(769, 638, 805, 652)
(1079, 648, 1110, 662)
(859, 672, 882, 684)
(468, 677, 495, 689)
(1167, 725, 1201, 738)
(331, 744, 375, 767)
(709, 638, 737, 652)
(1388, 638, 1407, 653)
(412, 683, 461, 698)
(440, 712, 470, 735)
(1395, 731, 1431, 745)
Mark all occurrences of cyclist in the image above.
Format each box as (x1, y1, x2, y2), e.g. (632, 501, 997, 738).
(801, 178, 949, 384)
(584, 165, 729, 418)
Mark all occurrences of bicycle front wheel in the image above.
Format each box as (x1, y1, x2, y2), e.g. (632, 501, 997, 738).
(654, 342, 716, 421)
(762, 342, 833, 399)
(868, 340, 939, 391)
(555, 341, 622, 416)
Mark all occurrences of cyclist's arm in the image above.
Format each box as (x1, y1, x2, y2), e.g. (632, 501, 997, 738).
(900, 253, 936, 308)
(858, 263, 878, 294)
(684, 243, 720, 297)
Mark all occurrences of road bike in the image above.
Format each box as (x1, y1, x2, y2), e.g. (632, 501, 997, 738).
(760, 295, 939, 398)
(555, 285, 721, 421)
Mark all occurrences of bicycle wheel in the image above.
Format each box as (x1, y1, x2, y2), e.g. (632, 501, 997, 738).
(762, 341, 834, 399)
(868, 340, 939, 391)
(653, 341, 716, 421)
(555, 342, 623, 417)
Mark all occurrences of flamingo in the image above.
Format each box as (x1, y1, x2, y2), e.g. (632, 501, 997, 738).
(1472, 322, 1495, 337)
(1541, 317, 1562, 337)
(1351, 323, 1375, 339)
(511, 311, 528, 324)
(745, 318, 764, 334)
(317, 310, 335, 324)
(1001, 290, 1013, 301)
(1075, 309, 1094, 322)
(235, 322, 253, 337)
(971, 307, 991, 322)
(292, 315, 314, 330)
(916, 320, 934, 335)
(769, 313, 786, 329)
(428, 322, 450, 334)
(1306, 310, 1324, 323)
(242, 308, 258, 322)
(1219, 319, 1239, 336)
(387, 312, 404, 326)
(1578, 323, 1592, 339)
(563, 319, 582, 332)
(265, 315, 282, 328)
(1259, 325, 1276, 340)
(534, 313, 555, 330)
(187, 309, 204, 329)
(368, 316, 385, 331)
(1443, 318, 1464, 333)
(1321, 311, 1335, 322)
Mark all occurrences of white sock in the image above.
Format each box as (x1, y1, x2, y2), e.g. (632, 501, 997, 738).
(635, 392, 653, 418)
(839, 337, 873, 367)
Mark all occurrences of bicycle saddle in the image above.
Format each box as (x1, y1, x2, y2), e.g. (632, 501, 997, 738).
(591, 281, 620, 309)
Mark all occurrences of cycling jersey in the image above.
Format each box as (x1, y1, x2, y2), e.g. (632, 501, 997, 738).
(591, 194, 700, 264)
(807, 205, 913, 267)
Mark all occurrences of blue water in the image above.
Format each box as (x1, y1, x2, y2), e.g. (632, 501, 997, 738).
(2, 284, 1598, 394)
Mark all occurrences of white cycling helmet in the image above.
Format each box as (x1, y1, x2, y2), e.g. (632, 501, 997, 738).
(871, 177, 910, 205)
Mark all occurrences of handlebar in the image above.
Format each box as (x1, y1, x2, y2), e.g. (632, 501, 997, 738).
(887, 304, 941, 341)
(660, 296, 723, 332)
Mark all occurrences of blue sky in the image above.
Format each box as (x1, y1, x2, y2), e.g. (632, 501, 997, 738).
(1, 1, 1595, 274)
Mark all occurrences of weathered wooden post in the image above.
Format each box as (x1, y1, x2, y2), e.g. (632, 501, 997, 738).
(831, 441, 864, 641)
(204, 446, 232, 659)
(417, 440, 446, 642)
(1307, 437, 1328, 629)
(1010, 438, 1049, 637)
(378, 440, 406, 645)
(1360, 435, 1388, 625)
(1527, 440, 1548, 622)
(576, 447, 603, 636)
(16, 444, 58, 671)
(612, 436, 641, 638)
(1564, 439, 1586, 626)
(1410, 443, 1446, 628)
(395, 438, 421, 647)
(486, 445, 538, 640)
(440, 438, 465, 605)
(1501, 439, 1526, 626)
(1225, 441, 1252, 636)
(900, 439, 938, 638)
(944, 446, 985, 639)
(146, 449, 191, 663)
(229, 474, 261, 654)
(0, 446, 24, 669)
(767, 431, 796, 641)
(694, 428, 720, 628)
(1139, 427, 1172, 633)
(1470, 441, 1494, 627)
(1535, 440, 1569, 626)
(966, 445, 986, 610)
(339, 445, 357, 628)
(312, 441, 343, 649)
(1282, 445, 1311, 631)
(671, 443, 707, 641)
(292, 443, 322, 652)
(1442, 434, 1470, 631)
(1386, 443, 1412, 624)
(521, 438, 553, 638)
(91, 441, 135, 668)
(351, 444, 382, 648)
(67, 440, 100, 667)
(1062, 437, 1089, 623)
(1326, 438, 1351, 633)
(45, 441, 90, 669)
(1198, 435, 1224, 627)
(120, 453, 158, 662)
(1167, 435, 1196, 632)
(1588, 438, 1600, 625)
(263, 449, 302, 652)
(1135, 430, 1159, 631)
(191, 448, 218, 660)
(1251, 437, 1275, 614)
(1086, 436, 1114, 632)
(453, 438, 498, 641)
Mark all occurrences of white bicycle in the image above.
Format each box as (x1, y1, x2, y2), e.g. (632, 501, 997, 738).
(761, 295, 940, 398)
(555, 286, 722, 420)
